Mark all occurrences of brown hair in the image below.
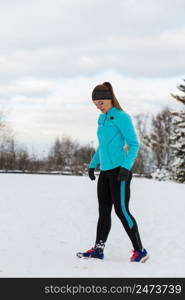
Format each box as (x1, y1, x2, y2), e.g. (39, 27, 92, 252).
(93, 82, 124, 111)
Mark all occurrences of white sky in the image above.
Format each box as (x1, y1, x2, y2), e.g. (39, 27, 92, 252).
(0, 0, 185, 156)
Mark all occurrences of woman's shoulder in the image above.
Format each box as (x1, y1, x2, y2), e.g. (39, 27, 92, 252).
(114, 108, 132, 121)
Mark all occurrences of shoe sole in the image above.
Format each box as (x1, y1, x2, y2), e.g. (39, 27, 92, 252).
(76, 253, 104, 260)
(140, 254, 150, 263)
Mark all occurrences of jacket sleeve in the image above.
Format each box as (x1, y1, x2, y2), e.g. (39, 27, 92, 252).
(115, 112, 140, 171)
(88, 146, 100, 169)
(88, 114, 102, 169)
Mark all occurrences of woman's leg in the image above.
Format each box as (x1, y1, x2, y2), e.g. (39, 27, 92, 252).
(109, 168, 143, 251)
(95, 170, 113, 245)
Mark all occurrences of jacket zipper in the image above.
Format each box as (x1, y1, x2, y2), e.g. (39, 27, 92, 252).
(103, 112, 108, 125)
(103, 112, 118, 168)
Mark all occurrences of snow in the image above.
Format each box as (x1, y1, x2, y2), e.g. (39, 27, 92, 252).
(0, 173, 185, 278)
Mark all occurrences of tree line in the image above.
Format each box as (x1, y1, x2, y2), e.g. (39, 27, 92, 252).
(0, 80, 184, 183)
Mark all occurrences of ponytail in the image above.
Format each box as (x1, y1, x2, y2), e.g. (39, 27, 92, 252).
(102, 82, 124, 111)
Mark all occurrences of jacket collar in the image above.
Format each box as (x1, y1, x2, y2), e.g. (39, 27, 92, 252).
(105, 106, 117, 116)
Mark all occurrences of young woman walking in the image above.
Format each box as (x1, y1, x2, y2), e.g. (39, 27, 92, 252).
(77, 82, 149, 263)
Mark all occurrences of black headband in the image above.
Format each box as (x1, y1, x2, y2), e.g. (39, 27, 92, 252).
(92, 90, 113, 100)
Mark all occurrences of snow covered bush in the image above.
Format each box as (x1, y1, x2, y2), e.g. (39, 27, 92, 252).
(151, 167, 171, 181)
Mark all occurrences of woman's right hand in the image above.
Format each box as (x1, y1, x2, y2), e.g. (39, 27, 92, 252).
(88, 168, 96, 180)
(117, 167, 130, 181)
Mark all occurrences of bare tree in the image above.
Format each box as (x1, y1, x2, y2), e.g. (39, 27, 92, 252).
(134, 113, 152, 176)
(48, 136, 79, 172)
(150, 107, 172, 170)
(73, 143, 95, 175)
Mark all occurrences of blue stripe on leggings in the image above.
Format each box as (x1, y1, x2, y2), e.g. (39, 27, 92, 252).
(120, 181, 134, 229)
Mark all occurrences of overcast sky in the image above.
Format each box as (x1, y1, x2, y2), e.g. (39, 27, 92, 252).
(0, 0, 185, 155)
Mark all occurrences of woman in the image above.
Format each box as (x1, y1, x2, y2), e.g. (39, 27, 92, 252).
(77, 82, 149, 263)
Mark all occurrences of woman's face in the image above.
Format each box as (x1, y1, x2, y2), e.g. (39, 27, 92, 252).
(93, 99, 113, 113)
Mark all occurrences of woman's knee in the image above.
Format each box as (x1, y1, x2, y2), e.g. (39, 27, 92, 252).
(114, 205, 123, 218)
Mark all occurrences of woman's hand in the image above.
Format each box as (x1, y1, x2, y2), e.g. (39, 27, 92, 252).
(88, 168, 96, 180)
(117, 167, 130, 181)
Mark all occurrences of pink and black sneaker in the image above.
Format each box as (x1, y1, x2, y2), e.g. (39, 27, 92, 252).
(76, 241, 105, 259)
(130, 248, 149, 263)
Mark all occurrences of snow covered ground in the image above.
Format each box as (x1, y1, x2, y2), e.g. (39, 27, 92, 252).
(0, 173, 184, 277)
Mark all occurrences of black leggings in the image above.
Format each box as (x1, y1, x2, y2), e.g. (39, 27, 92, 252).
(95, 167, 143, 251)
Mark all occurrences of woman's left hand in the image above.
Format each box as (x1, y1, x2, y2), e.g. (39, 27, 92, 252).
(88, 168, 96, 180)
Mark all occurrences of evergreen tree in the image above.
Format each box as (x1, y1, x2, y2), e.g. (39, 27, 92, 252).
(170, 111, 185, 183)
(171, 79, 185, 105)
(170, 79, 185, 183)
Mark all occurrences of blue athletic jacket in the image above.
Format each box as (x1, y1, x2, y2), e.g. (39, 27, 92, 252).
(89, 107, 140, 171)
